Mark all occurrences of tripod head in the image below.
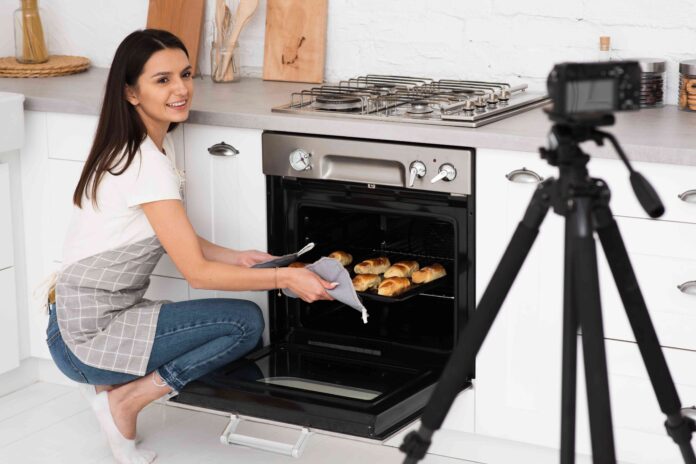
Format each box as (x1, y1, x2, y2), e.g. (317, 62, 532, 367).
(539, 108, 665, 219)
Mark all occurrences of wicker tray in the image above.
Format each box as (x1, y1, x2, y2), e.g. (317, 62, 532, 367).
(0, 55, 90, 78)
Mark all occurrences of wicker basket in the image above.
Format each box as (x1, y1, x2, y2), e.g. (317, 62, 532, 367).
(0, 55, 90, 78)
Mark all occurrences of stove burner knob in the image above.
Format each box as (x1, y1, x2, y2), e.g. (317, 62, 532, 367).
(408, 161, 427, 187)
(431, 163, 457, 184)
(460, 100, 474, 115)
(499, 90, 510, 105)
(289, 149, 312, 171)
(474, 96, 487, 113)
(487, 94, 499, 108)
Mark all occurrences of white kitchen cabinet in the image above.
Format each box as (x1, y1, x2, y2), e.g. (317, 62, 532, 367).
(475, 149, 567, 448)
(183, 124, 269, 340)
(0, 161, 19, 374)
(0, 267, 19, 374)
(0, 163, 14, 270)
(46, 112, 98, 162)
(589, 156, 696, 224)
(599, 217, 696, 352)
(574, 339, 696, 464)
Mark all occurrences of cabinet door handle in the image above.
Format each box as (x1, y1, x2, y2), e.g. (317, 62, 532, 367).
(677, 281, 696, 294)
(505, 167, 544, 184)
(678, 189, 696, 203)
(208, 142, 240, 157)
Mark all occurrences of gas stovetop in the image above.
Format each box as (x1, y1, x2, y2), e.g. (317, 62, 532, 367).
(272, 74, 549, 128)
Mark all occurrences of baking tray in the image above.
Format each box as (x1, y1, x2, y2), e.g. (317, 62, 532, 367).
(355, 275, 449, 303)
(348, 253, 451, 303)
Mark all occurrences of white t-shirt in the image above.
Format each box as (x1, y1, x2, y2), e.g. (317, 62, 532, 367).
(62, 134, 183, 267)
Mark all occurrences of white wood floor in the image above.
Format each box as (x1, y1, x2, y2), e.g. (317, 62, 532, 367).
(0, 382, 474, 464)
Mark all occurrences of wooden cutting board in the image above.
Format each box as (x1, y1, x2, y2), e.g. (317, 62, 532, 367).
(146, 0, 206, 76)
(263, 0, 328, 83)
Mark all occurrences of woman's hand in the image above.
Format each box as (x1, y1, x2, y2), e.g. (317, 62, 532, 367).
(233, 249, 275, 267)
(281, 268, 337, 303)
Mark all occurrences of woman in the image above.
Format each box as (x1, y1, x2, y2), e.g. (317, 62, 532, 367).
(45, 29, 335, 464)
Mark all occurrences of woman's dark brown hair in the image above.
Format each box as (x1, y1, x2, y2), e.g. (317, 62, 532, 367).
(73, 29, 188, 207)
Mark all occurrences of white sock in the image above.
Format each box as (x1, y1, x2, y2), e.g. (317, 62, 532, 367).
(79, 384, 143, 444)
(91, 391, 157, 464)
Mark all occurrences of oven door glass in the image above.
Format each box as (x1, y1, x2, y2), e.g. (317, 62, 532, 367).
(171, 342, 443, 439)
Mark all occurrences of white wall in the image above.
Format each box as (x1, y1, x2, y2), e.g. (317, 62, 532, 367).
(1, 0, 694, 102)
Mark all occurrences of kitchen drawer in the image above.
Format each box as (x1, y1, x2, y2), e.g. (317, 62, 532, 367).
(46, 112, 98, 162)
(575, 339, 696, 464)
(589, 157, 696, 224)
(599, 217, 696, 351)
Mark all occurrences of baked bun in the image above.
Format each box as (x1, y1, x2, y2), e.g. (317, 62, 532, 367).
(377, 277, 411, 297)
(352, 274, 382, 292)
(288, 262, 308, 268)
(329, 251, 353, 266)
(384, 261, 420, 278)
(412, 263, 447, 284)
(354, 257, 391, 274)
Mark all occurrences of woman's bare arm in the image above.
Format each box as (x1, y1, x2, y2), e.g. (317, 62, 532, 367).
(141, 199, 335, 300)
(197, 236, 273, 267)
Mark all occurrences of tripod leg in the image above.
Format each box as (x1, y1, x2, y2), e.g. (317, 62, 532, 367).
(561, 219, 579, 464)
(594, 203, 696, 464)
(400, 182, 553, 464)
(572, 197, 617, 463)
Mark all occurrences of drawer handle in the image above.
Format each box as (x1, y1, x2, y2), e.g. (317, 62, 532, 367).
(678, 189, 696, 203)
(677, 281, 696, 294)
(208, 142, 239, 157)
(505, 167, 544, 184)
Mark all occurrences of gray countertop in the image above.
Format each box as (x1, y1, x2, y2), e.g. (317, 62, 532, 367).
(2, 67, 695, 165)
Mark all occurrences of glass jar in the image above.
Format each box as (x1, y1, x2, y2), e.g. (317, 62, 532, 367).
(679, 59, 696, 111)
(210, 40, 240, 83)
(635, 58, 665, 108)
(13, 0, 49, 64)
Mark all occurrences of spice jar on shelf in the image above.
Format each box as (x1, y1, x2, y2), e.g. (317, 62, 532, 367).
(13, 0, 49, 64)
(679, 59, 696, 111)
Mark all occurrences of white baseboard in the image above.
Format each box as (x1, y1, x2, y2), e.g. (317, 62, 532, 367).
(0, 357, 77, 396)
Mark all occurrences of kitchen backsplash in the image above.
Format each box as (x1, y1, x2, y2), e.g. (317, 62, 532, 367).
(1, 0, 695, 105)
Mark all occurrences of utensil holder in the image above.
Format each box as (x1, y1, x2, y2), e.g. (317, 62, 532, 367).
(210, 41, 240, 82)
(13, 0, 49, 64)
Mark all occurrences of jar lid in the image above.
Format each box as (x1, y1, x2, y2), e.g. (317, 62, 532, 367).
(680, 59, 696, 75)
(634, 58, 666, 73)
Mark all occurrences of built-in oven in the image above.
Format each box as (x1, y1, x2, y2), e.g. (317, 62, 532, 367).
(171, 132, 475, 440)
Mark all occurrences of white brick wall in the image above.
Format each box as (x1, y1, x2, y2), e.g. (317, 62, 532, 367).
(1, 0, 693, 104)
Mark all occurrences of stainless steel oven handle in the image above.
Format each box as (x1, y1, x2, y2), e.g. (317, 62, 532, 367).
(505, 167, 544, 184)
(208, 142, 240, 157)
(220, 414, 313, 458)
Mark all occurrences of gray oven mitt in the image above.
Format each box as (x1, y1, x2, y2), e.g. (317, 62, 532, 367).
(283, 257, 369, 324)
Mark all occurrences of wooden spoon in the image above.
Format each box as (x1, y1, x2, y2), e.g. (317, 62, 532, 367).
(213, 0, 226, 78)
(216, 0, 258, 81)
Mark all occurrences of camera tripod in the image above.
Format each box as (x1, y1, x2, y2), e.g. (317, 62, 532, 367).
(400, 112, 696, 464)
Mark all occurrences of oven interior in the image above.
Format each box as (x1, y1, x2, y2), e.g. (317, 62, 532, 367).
(282, 205, 457, 355)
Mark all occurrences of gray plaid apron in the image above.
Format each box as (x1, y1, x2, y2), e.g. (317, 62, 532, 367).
(55, 235, 170, 376)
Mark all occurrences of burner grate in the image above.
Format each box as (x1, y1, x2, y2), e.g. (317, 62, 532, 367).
(279, 74, 549, 127)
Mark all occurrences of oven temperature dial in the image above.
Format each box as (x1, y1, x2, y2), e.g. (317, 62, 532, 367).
(431, 163, 457, 183)
(289, 149, 312, 171)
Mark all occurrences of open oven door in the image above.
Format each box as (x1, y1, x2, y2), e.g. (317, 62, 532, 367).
(169, 340, 454, 439)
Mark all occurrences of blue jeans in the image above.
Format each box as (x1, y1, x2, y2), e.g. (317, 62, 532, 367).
(46, 298, 264, 392)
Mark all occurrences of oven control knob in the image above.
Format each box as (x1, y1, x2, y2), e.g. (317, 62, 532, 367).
(431, 163, 457, 183)
(289, 149, 312, 171)
(408, 161, 427, 187)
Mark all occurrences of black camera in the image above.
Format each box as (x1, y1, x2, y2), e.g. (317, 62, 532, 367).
(547, 61, 641, 118)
